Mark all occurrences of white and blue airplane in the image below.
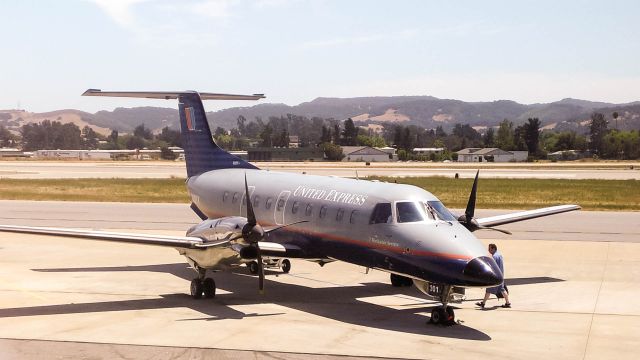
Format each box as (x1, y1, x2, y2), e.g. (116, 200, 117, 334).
(0, 90, 580, 325)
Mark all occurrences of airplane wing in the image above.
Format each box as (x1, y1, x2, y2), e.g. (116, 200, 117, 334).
(0, 225, 229, 249)
(476, 204, 581, 228)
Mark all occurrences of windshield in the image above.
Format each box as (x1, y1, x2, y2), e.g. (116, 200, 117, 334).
(427, 201, 457, 221)
(396, 202, 426, 223)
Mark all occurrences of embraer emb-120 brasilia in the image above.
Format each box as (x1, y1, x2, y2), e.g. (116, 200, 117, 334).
(0, 89, 580, 325)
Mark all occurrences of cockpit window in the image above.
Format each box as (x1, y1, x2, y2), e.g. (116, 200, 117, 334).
(369, 203, 392, 224)
(427, 201, 457, 221)
(396, 202, 426, 223)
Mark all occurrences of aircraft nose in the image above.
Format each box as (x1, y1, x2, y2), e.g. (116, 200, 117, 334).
(462, 256, 503, 287)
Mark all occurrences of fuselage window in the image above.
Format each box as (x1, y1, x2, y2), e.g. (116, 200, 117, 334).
(369, 203, 392, 224)
(223, 191, 229, 202)
(319, 206, 327, 218)
(232, 192, 239, 204)
(305, 204, 313, 216)
(292, 201, 300, 214)
(265, 197, 273, 209)
(277, 198, 285, 211)
(350, 210, 358, 224)
(253, 195, 260, 208)
(336, 208, 344, 222)
(396, 201, 425, 223)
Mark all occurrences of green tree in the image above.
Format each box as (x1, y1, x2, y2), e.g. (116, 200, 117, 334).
(523, 118, 541, 155)
(589, 112, 608, 155)
(495, 119, 515, 150)
(81, 126, 100, 150)
(341, 118, 358, 146)
(133, 124, 153, 140)
(160, 146, 177, 160)
(157, 126, 181, 147)
(321, 142, 344, 161)
(260, 124, 273, 147)
(0, 125, 16, 147)
(483, 127, 495, 147)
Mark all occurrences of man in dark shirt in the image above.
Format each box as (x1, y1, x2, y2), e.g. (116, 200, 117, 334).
(476, 243, 511, 308)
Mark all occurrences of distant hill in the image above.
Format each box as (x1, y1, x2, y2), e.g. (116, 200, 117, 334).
(2, 96, 639, 135)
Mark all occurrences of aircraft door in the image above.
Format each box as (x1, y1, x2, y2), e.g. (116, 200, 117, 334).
(274, 190, 291, 225)
(368, 203, 396, 256)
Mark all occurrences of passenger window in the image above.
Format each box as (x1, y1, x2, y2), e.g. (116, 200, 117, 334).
(253, 195, 260, 208)
(292, 201, 299, 214)
(336, 208, 344, 222)
(319, 206, 327, 218)
(369, 203, 392, 224)
(277, 198, 285, 211)
(350, 210, 358, 224)
(396, 202, 425, 223)
(265, 197, 273, 209)
(305, 204, 313, 216)
(223, 191, 229, 202)
(232, 192, 239, 204)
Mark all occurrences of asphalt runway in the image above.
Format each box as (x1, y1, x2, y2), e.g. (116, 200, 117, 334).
(1, 160, 639, 179)
(0, 200, 639, 359)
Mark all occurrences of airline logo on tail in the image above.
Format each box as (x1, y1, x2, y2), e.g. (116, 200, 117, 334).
(185, 107, 196, 130)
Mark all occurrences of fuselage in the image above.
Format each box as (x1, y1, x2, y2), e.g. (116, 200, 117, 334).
(185, 168, 502, 288)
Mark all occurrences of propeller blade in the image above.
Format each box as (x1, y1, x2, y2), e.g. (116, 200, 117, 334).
(257, 250, 265, 294)
(478, 226, 512, 235)
(264, 220, 309, 235)
(465, 170, 479, 222)
(244, 173, 256, 226)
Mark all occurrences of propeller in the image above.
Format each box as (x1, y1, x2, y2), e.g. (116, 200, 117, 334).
(458, 170, 512, 235)
(240, 174, 308, 294)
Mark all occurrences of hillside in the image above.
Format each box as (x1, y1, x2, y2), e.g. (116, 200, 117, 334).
(2, 96, 639, 135)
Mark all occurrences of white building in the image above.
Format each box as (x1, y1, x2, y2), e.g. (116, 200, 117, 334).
(456, 148, 528, 162)
(342, 146, 391, 162)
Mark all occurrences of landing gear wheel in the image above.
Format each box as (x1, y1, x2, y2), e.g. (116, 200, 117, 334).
(445, 306, 455, 323)
(202, 277, 216, 298)
(248, 261, 259, 275)
(281, 259, 291, 273)
(430, 307, 455, 325)
(190, 278, 203, 299)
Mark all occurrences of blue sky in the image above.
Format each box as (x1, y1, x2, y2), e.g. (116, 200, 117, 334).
(1, 0, 639, 113)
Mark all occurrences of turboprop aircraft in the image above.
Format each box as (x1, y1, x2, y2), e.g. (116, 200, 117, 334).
(0, 89, 580, 325)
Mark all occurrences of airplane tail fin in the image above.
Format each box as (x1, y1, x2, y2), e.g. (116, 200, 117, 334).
(83, 89, 265, 177)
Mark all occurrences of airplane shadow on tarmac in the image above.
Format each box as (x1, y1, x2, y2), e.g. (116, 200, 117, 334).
(0, 264, 561, 341)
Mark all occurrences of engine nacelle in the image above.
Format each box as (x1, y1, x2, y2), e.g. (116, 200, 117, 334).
(239, 245, 258, 259)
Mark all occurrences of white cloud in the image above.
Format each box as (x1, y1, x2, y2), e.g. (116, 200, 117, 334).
(88, 0, 153, 27)
(188, 0, 236, 18)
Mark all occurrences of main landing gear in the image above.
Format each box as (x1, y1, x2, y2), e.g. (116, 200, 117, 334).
(248, 258, 291, 274)
(430, 285, 456, 326)
(190, 267, 216, 299)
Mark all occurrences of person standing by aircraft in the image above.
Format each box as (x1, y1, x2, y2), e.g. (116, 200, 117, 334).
(476, 243, 511, 308)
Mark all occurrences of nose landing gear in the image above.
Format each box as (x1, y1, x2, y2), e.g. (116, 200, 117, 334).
(430, 285, 456, 326)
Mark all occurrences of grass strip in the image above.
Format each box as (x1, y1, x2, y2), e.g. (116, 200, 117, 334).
(0, 177, 637, 211)
(369, 177, 639, 211)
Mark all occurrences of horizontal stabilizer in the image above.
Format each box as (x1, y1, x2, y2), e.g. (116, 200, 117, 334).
(82, 89, 265, 101)
(476, 204, 581, 228)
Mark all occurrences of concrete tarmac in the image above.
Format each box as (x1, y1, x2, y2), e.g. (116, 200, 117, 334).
(1, 160, 639, 179)
(0, 201, 639, 359)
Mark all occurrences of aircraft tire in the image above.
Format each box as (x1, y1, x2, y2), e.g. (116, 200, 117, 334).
(281, 259, 291, 273)
(445, 306, 455, 323)
(190, 279, 203, 299)
(248, 261, 259, 275)
(203, 278, 216, 298)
